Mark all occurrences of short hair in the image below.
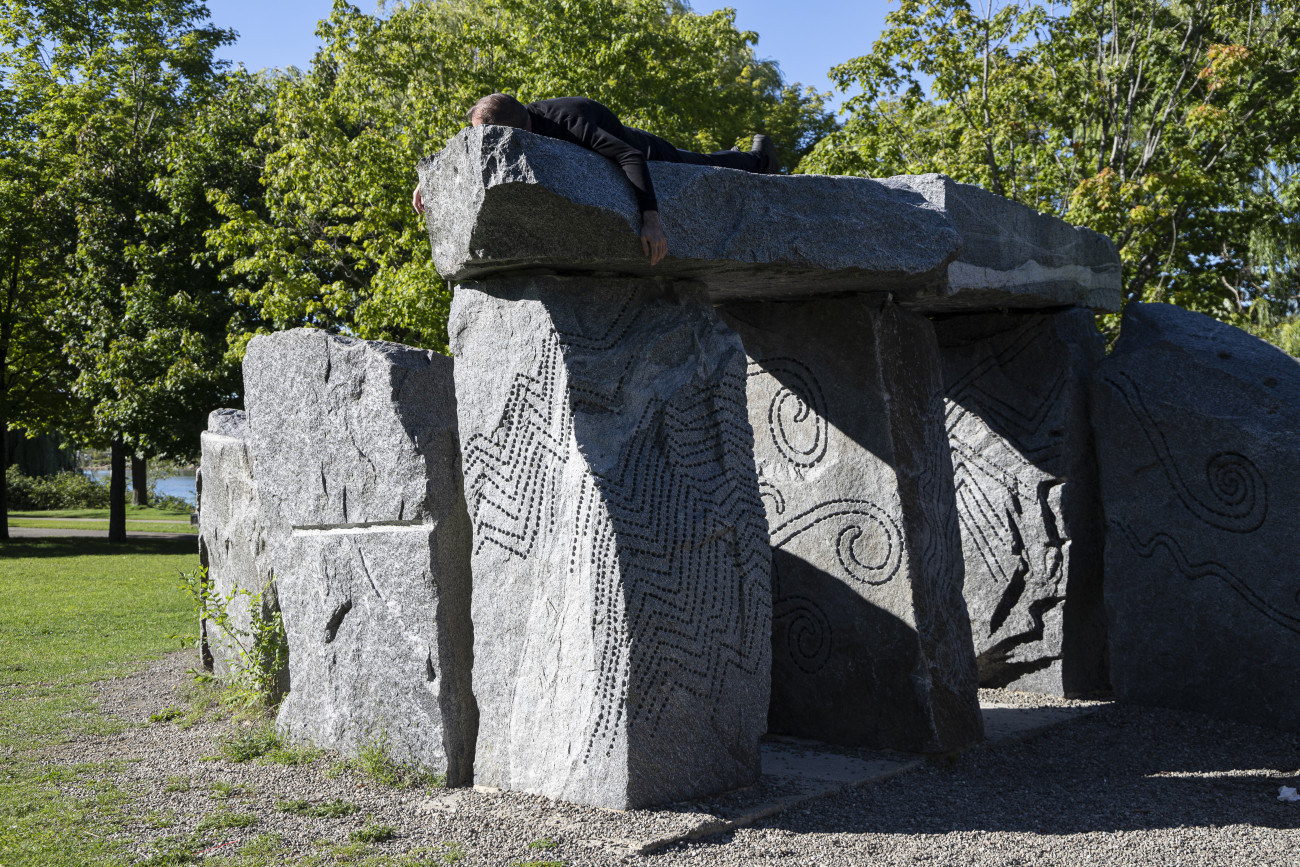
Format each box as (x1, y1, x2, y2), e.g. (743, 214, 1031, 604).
(467, 93, 529, 128)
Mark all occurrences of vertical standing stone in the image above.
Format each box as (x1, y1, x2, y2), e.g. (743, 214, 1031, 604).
(451, 276, 771, 809)
(935, 310, 1108, 696)
(243, 329, 476, 784)
(1092, 303, 1300, 733)
(197, 408, 280, 688)
(720, 298, 982, 753)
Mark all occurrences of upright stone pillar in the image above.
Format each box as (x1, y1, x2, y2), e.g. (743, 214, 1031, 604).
(935, 310, 1108, 696)
(451, 276, 771, 809)
(721, 298, 982, 753)
(1092, 303, 1300, 733)
(243, 329, 475, 785)
(197, 409, 280, 690)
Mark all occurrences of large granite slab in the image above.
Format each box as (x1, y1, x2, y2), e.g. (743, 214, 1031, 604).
(721, 298, 982, 753)
(242, 329, 476, 783)
(1092, 303, 1300, 732)
(419, 126, 958, 299)
(451, 275, 771, 809)
(417, 127, 1119, 310)
(936, 310, 1108, 696)
(883, 175, 1121, 313)
(197, 408, 281, 691)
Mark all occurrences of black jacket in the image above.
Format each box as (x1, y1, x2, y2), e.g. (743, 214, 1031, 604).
(525, 97, 659, 213)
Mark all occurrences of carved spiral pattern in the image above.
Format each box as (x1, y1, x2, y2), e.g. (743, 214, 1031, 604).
(770, 499, 903, 587)
(1204, 452, 1263, 517)
(773, 595, 832, 675)
(753, 358, 828, 468)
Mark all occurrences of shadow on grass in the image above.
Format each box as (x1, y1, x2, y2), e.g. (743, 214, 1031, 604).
(0, 536, 196, 559)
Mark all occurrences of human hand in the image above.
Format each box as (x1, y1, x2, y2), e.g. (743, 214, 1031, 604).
(412, 182, 424, 215)
(640, 210, 668, 265)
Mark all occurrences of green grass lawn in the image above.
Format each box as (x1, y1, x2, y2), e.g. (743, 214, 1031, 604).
(6, 519, 198, 534)
(8, 507, 192, 521)
(0, 538, 198, 865)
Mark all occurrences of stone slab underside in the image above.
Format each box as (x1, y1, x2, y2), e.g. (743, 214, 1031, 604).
(1092, 303, 1300, 733)
(418, 126, 1119, 310)
(451, 276, 771, 809)
(197, 409, 277, 686)
(242, 329, 475, 782)
(936, 310, 1108, 696)
(721, 299, 982, 753)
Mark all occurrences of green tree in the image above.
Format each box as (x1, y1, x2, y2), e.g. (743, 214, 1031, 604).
(801, 0, 1300, 337)
(4, 0, 241, 540)
(0, 54, 84, 539)
(208, 0, 837, 353)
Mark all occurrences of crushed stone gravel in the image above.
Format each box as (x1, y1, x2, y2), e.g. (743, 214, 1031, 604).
(36, 651, 1300, 866)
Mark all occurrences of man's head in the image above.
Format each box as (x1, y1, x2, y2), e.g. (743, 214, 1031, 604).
(466, 93, 531, 130)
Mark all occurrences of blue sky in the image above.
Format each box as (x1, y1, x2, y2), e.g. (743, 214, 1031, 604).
(208, 0, 894, 114)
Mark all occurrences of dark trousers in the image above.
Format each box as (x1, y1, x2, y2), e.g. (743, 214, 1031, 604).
(628, 128, 764, 173)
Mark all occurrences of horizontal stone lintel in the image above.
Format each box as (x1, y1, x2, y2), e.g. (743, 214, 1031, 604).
(418, 126, 1121, 312)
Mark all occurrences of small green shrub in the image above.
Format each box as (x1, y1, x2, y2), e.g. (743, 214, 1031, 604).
(349, 818, 397, 843)
(347, 733, 444, 789)
(150, 707, 184, 724)
(5, 467, 112, 510)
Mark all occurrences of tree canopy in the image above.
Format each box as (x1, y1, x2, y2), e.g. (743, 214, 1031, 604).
(207, 0, 836, 353)
(800, 0, 1300, 337)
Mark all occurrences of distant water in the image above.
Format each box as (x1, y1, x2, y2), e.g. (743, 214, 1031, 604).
(85, 469, 197, 507)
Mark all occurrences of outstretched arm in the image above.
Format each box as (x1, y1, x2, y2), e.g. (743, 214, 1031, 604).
(412, 183, 424, 215)
(641, 210, 667, 266)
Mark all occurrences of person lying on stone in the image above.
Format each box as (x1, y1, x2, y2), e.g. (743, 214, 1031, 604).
(412, 93, 779, 266)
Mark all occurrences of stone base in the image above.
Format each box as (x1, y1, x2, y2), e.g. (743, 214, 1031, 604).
(452, 276, 771, 808)
(722, 299, 982, 753)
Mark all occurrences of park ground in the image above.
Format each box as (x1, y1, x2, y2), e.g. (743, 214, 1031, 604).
(1, 539, 1297, 867)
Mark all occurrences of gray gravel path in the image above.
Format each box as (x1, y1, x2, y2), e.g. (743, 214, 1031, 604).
(45, 652, 1300, 865)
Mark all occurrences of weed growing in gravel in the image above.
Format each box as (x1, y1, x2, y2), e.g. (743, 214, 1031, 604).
(218, 722, 282, 762)
(196, 809, 259, 831)
(510, 861, 565, 867)
(275, 797, 360, 818)
(162, 774, 191, 793)
(528, 838, 559, 849)
(238, 832, 291, 857)
(210, 780, 242, 800)
(350, 817, 398, 843)
(263, 740, 321, 766)
(149, 706, 184, 723)
(144, 808, 177, 829)
(338, 733, 446, 789)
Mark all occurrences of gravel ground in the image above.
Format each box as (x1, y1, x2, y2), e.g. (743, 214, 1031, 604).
(41, 651, 1300, 865)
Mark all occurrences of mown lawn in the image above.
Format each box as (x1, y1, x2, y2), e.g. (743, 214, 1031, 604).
(6, 519, 198, 534)
(0, 538, 198, 865)
(7, 507, 191, 521)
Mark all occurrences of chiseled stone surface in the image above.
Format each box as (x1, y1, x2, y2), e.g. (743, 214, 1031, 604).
(936, 310, 1108, 696)
(242, 329, 475, 783)
(721, 298, 982, 754)
(451, 276, 771, 808)
(197, 409, 280, 689)
(1092, 303, 1300, 732)
(419, 125, 959, 300)
(883, 174, 1121, 313)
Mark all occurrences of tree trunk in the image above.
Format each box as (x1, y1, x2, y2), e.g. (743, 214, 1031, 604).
(108, 438, 126, 543)
(131, 454, 148, 506)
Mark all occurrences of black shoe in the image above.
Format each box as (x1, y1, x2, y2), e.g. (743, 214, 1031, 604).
(750, 134, 777, 174)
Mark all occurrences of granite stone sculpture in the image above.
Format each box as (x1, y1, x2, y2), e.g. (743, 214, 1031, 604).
(882, 174, 1121, 313)
(417, 126, 1120, 311)
(936, 310, 1108, 696)
(197, 408, 281, 691)
(242, 329, 476, 783)
(451, 276, 771, 809)
(721, 298, 983, 753)
(1092, 303, 1300, 732)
